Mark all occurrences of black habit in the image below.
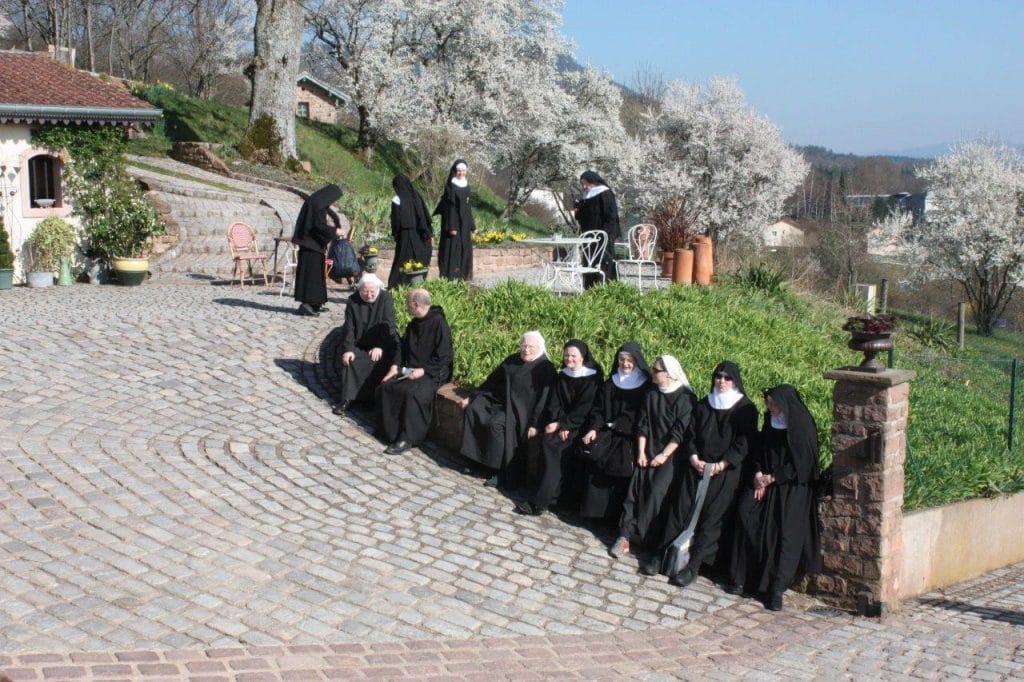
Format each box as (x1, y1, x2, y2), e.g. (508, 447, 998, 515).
(461, 350, 555, 487)
(387, 175, 433, 289)
(658, 361, 759, 575)
(338, 288, 399, 403)
(729, 384, 822, 596)
(292, 184, 342, 308)
(580, 343, 650, 521)
(530, 340, 604, 511)
(618, 383, 697, 549)
(434, 160, 475, 280)
(575, 170, 620, 284)
(375, 305, 453, 447)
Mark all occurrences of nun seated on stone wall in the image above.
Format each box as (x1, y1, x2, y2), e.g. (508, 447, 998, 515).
(459, 331, 555, 490)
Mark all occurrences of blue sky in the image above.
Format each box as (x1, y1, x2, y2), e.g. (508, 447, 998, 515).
(561, 0, 1023, 156)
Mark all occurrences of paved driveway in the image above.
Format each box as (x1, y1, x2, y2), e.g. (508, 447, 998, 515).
(0, 283, 1021, 680)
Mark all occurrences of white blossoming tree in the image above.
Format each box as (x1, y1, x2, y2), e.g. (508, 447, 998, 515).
(882, 142, 1024, 335)
(629, 78, 808, 248)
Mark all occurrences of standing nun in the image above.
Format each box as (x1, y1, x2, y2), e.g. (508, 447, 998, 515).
(573, 170, 620, 285)
(660, 361, 759, 588)
(387, 175, 433, 289)
(434, 159, 476, 280)
(460, 331, 555, 489)
(616, 355, 697, 571)
(515, 339, 604, 516)
(292, 184, 344, 316)
(580, 343, 651, 526)
(728, 384, 822, 611)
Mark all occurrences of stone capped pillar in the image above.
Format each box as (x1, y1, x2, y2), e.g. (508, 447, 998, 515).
(812, 367, 915, 615)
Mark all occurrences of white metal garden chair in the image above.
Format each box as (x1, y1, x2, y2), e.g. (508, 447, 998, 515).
(615, 223, 660, 289)
(551, 229, 607, 294)
(278, 243, 298, 296)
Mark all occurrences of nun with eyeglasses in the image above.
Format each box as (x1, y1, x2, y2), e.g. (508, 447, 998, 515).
(659, 361, 759, 589)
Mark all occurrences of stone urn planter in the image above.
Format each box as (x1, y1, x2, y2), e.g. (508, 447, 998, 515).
(401, 268, 428, 285)
(26, 271, 54, 288)
(111, 256, 149, 286)
(843, 314, 896, 372)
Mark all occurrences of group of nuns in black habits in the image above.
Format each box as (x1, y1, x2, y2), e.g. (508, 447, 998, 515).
(458, 337, 822, 612)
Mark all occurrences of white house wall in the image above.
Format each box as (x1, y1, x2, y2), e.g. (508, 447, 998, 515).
(0, 124, 77, 282)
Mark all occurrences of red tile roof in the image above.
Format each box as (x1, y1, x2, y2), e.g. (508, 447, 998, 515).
(0, 50, 160, 124)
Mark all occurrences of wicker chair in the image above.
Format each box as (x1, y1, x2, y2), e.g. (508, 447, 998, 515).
(227, 221, 269, 287)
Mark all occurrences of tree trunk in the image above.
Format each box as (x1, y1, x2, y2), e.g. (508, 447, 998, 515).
(250, 0, 303, 161)
(356, 104, 375, 164)
(84, 0, 95, 72)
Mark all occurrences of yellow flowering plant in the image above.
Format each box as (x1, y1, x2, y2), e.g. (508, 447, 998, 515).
(402, 260, 426, 271)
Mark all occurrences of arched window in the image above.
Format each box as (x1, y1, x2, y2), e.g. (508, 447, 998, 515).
(28, 154, 62, 208)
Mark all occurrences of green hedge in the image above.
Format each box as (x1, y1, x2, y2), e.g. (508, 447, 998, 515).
(390, 279, 1024, 510)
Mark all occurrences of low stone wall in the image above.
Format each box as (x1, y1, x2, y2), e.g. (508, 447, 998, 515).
(361, 246, 547, 282)
(900, 490, 1024, 598)
(170, 142, 231, 177)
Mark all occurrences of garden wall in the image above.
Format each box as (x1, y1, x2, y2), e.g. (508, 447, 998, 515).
(367, 246, 546, 281)
(899, 490, 1024, 598)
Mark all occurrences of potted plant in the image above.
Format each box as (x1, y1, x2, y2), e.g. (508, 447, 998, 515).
(0, 216, 15, 290)
(26, 216, 76, 288)
(842, 313, 896, 372)
(400, 259, 428, 284)
(649, 197, 692, 277)
(359, 244, 379, 273)
(79, 176, 165, 286)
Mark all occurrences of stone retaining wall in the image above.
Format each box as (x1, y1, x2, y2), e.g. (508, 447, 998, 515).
(170, 142, 231, 177)
(361, 246, 547, 282)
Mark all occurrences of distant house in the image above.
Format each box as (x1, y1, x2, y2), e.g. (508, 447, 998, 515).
(763, 217, 815, 248)
(295, 73, 350, 124)
(0, 50, 161, 280)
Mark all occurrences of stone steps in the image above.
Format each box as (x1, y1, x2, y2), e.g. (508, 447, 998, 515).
(126, 157, 304, 277)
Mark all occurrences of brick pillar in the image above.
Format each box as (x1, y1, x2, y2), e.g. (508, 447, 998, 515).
(812, 368, 915, 615)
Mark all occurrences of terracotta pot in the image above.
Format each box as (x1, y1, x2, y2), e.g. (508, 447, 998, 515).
(672, 248, 693, 285)
(692, 235, 714, 286)
(660, 251, 675, 277)
(847, 331, 894, 373)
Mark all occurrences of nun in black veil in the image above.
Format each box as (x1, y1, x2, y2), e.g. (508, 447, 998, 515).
(579, 343, 651, 526)
(515, 339, 604, 516)
(387, 175, 433, 289)
(434, 159, 475, 280)
(573, 170, 620, 285)
(292, 184, 344, 316)
(727, 384, 822, 611)
(659, 361, 759, 588)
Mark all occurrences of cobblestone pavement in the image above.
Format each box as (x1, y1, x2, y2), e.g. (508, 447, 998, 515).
(1, 282, 1022, 680)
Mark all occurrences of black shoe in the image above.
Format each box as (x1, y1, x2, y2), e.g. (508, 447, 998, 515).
(514, 500, 543, 516)
(317, 304, 330, 313)
(722, 582, 745, 595)
(332, 401, 351, 416)
(298, 303, 320, 316)
(384, 440, 410, 455)
(638, 555, 661, 576)
(766, 591, 784, 611)
(483, 475, 499, 488)
(668, 566, 697, 588)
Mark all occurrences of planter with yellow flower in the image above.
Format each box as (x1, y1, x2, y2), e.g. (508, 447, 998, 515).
(400, 259, 428, 285)
(359, 245, 379, 273)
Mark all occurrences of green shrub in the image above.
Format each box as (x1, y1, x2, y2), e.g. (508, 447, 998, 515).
(33, 125, 166, 258)
(905, 316, 957, 352)
(730, 261, 788, 296)
(0, 216, 14, 269)
(28, 216, 76, 270)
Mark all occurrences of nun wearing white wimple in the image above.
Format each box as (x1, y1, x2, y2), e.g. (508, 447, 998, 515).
(434, 159, 475, 280)
(614, 355, 697, 572)
(659, 361, 759, 588)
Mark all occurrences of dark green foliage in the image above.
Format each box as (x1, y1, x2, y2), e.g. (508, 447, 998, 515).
(0, 216, 14, 269)
(905, 317, 956, 352)
(730, 262, 788, 296)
